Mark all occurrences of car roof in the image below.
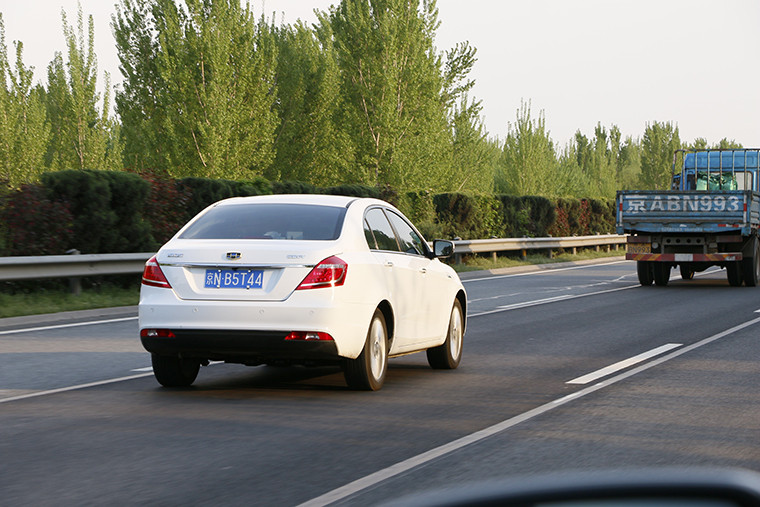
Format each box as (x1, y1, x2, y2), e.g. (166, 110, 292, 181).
(211, 194, 390, 209)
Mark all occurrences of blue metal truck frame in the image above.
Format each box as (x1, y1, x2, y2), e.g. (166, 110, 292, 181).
(616, 149, 760, 287)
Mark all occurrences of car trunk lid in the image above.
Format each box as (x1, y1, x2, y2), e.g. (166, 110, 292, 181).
(155, 240, 340, 301)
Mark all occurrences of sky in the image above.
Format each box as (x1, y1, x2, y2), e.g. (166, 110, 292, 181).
(1, 0, 759, 147)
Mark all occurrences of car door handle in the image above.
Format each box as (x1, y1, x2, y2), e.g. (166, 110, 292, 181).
(419, 267, 427, 274)
(385, 261, 394, 268)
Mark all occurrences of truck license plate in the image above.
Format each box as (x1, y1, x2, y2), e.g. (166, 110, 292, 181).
(627, 243, 651, 254)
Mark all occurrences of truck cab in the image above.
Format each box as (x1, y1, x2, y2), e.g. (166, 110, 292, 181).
(672, 150, 760, 192)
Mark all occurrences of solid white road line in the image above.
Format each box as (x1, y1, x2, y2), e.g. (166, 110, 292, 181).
(0, 316, 138, 336)
(0, 372, 154, 404)
(468, 284, 638, 318)
(566, 343, 683, 385)
(296, 315, 760, 507)
(462, 260, 629, 283)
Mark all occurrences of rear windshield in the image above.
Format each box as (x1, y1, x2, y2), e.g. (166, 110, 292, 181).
(179, 203, 347, 240)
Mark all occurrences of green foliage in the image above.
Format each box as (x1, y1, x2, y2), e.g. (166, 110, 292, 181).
(496, 100, 558, 196)
(497, 195, 554, 237)
(0, 184, 73, 255)
(640, 121, 681, 190)
(114, 0, 278, 178)
(236, 177, 273, 198)
(272, 180, 319, 195)
(329, 0, 452, 190)
(45, 5, 121, 171)
(520, 195, 556, 237)
(179, 176, 272, 217)
(41, 170, 154, 253)
(587, 198, 615, 234)
(137, 170, 192, 244)
(449, 95, 500, 193)
(686, 137, 743, 150)
(432, 193, 503, 240)
(401, 190, 436, 224)
(323, 184, 380, 198)
(0, 15, 51, 187)
(268, 21, 355, 185)
(547, 197, 614, 237)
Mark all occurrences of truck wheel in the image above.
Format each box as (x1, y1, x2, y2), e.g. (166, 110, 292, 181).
(727, 263, 743, 287)
(653, 263, 670, 286)
(679, 265, 695, 280)
(741, 238, 760, 287)
(636, 261, 654, 286)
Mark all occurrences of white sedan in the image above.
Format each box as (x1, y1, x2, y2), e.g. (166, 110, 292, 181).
(139, 194, 466, 390)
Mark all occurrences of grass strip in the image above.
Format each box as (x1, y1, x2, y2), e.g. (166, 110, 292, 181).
(0, 286, 139, 319)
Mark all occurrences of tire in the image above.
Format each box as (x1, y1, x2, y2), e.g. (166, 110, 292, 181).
(151, 354, 200, 387)
(742, 237, 760, 287)
(636, 261, 654, 286)
(427, 299, 464, 370)
(727, 262, 743, 287)
(343, 309, 388, 391)
(679, 264, 695, 280)
(653, 263, 670, 286)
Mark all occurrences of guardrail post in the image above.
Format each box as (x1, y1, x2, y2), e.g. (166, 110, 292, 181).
(66, 249, 82, 296)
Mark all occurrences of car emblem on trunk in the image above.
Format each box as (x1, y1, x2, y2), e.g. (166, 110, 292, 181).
(226, 252, 241, 260)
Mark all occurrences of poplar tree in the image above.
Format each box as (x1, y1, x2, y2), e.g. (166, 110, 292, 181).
(268, 19, 355, 185)
(329, 0, 452, 190)
(114, 0, 278, 179)
(640, 121, 680, 189)
(449, 95, 498, 193)
(496, 101, 557, 196)
(444, 41, 498, 193)
(45, 6, 121, 171)
(0, 15, 50, 186)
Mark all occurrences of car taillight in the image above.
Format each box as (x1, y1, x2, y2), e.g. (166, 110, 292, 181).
(285, 331, 334, 341)
(296, 256, 347, 290)
(142, 255, 172, 288)
(140, 329, 176, 338)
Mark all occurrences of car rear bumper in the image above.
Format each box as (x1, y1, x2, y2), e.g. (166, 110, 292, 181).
(141, 329, 340, 365)
(139, 285, 376, 359)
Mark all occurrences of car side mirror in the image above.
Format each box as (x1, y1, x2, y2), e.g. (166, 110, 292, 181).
(432, 240, 454, 259)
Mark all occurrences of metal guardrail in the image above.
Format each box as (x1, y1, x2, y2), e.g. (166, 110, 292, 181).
(452, 234, 627, 263)
(0, 252, 154, 281)
(0, 235, 626, 282)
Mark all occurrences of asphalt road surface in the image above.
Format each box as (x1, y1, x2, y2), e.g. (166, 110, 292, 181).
(1, 258, 759, 506)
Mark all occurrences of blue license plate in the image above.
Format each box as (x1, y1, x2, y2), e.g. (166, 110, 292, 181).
(204, 269, 264, 289)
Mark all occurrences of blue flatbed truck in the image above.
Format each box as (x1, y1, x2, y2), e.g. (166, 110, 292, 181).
(616, 149, 760, 286)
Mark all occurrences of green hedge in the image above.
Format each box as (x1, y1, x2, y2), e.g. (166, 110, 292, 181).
(0, 170, 616, 255)
(180, 176, 272, 217)
(41, 170, 155, 253)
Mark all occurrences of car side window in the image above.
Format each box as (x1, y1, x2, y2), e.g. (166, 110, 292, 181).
(364, 208, 400, 252)
(363, 219, 377, 249)
(386, 211, 425, 256)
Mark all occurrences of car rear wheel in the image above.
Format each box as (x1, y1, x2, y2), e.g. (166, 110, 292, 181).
(343, 309, 388, 391)
(151, 354, 200, 387)
(427, 299, 464, 370)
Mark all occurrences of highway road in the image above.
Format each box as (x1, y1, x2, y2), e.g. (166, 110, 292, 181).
(1, 258, 759, 506)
